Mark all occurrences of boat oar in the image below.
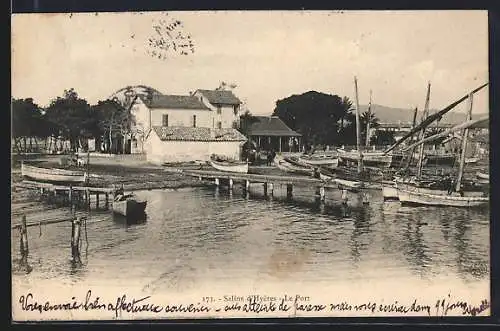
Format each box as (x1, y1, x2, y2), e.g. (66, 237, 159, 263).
(401, 116, 489, 152)
(383, 82, 488, 154)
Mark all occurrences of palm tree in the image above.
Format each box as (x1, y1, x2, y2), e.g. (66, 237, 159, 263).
(338, 96, 354, 134)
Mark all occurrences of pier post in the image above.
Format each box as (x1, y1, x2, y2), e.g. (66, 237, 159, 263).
(71, 217, 82, 264)
(228, 178, 234, 190)
(263, 182, 268, 197)
(362, 191, 370, 205)
(198, 176, 202, 181)
(19, 215, 29, 266)
(68, 185, 72, 206)
(96, 192, 100, 209)
(268, 183, 274, 198)
(105, 193, 109, 210)
(214, 178, 220, 187)
(286, 184, 293, 200)
(86, 189, 90, 210)
(341, 189, 349, 205)
(245, 180, 250, 191)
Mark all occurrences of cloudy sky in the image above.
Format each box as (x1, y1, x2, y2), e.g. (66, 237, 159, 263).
(12, 10, 488, 115)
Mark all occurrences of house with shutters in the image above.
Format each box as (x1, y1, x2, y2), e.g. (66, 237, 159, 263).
(127, 88, 247, 164)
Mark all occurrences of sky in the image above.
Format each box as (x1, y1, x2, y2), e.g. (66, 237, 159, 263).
(12, 10, 489, 115)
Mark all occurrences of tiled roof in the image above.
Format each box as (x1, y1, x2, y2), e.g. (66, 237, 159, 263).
(247, 116, 302, 137)
(152, 126, 247, 142)
(139, 94, 209, 110)
(196, 89, 241, 105)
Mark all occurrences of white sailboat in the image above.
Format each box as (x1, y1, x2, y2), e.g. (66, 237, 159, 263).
(397, 92, 489, 207)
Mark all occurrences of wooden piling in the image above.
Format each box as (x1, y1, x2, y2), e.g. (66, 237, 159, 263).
(229, 178, 234, 190)
(68, 185, 72, 206)
(263, 182, 268, 197)
(96, 193, 100, 209)
(268, 183, 274, 197)
(105, 193, 109, 209)
(19, 215, 29, 265)
(214, 178, 220, 186)
(286, 184, 293, 200)
(341, 189, 349, 205)
(245, 180, 250, 191)
(86, 189, 90, 210)
(71, 217, 82, 264)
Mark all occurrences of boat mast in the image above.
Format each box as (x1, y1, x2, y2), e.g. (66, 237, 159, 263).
(404, 107, 419, 168)
(455, 93, 473, 192)
(416, 82, 431, 179)
(354, 76, 363, 173)
(365, 90, 372, 147)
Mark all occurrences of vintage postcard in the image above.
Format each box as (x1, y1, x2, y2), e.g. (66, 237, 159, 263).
(11, 10, 490, 321)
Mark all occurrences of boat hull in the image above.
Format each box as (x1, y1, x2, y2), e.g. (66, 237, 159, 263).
(209, 160, 249, 173)
(298, 155, 339, 168)
(423, 154, 456, 166)
(21, 163, 87, 183)
(274, 156, 313, 176)
(113, 199, 147, 217)
(382, 185, 399, 200)
(398, 189, 489, 208)
(476, 171, 489, 180)
(337, 149, 392, 168)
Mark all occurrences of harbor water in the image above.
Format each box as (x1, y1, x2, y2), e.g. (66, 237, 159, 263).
(11, 184, 490, 318)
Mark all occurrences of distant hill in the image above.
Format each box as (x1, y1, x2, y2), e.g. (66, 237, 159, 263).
(358, 104, 488, 125)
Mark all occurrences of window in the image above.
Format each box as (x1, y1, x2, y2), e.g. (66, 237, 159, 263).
(217, 106, 222, 115)
(193, 115, 197, 128)
(217, 121, 222, 129)
(162, 114, 169, 127)
(233, 105, 239, 115)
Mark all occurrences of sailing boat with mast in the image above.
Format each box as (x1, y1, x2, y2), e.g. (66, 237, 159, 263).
(396, 92, 489, 207)
(336, 80, 393, 168)
(383, 82, 488, 201)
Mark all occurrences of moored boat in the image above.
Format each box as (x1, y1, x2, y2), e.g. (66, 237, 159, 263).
(382, 185, 399, 200)
(398, 189, 489, 208)
(113, 193, 147, 218)
(274, 155, 313, 176)
(209, 155, 249, 174)
(298, 154, 339, 168)
(476, 171, 489, 180)
(21, 162, 88, 183)
(336, 148, 393, 168)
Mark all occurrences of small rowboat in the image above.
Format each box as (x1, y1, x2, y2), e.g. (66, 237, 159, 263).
(382, 185, 399, 200)
(336, 148, 392, 168)
(113, 194, 147, 218)
(398, 188, 489, 208)
(209, 156, 249, 174)
(465, 157, 480, 164)
(298, 154, 339, 168)
(476, 171, 489, 180)
(21, 162, 88, 183)
(274, 155, 313, 176)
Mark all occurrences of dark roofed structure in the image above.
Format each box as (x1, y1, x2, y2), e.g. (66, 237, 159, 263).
(139, 94, 210, 110)
(248, 116, 302, 137)
(196, 89, 241, 105)
(245, 116, 302, 152)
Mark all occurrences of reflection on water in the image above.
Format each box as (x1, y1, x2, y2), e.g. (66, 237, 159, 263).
(11, 186, 489, 292)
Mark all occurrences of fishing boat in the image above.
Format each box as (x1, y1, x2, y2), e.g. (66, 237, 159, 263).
(21, 162, 88, 183)
(209, 155, 249, 174)
(391, 87, 489, 207)
(465, 156, 481, 164)
(337, 148, 393, 168)
(113, 193, 147, 218)
(274, 155, 313, 176)
(298, 154, 339, 168)
(398, 189, 488, 208)
(423, 153, 456, 166)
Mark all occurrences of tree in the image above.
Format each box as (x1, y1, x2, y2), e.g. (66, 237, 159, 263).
(360, 110, 380, 145)
(272, 91, 347, 147)
(238, 110, 259, 136)
(92, 99, 134, 154)
(44, 89, 94, 152)
(11, 98, 50, 153)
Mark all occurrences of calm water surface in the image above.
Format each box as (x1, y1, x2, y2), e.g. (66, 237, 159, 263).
(11, 184, 490, 295)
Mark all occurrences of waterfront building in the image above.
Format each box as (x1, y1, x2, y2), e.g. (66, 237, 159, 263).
(245, 116, 302, 152)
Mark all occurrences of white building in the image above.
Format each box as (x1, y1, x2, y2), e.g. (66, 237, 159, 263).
(127, 88, 247, 164)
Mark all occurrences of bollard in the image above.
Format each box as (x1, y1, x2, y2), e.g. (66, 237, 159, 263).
(71, 217, 82, 264)
(19, 215, 29, 265)
(286, 184, 293, 200)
